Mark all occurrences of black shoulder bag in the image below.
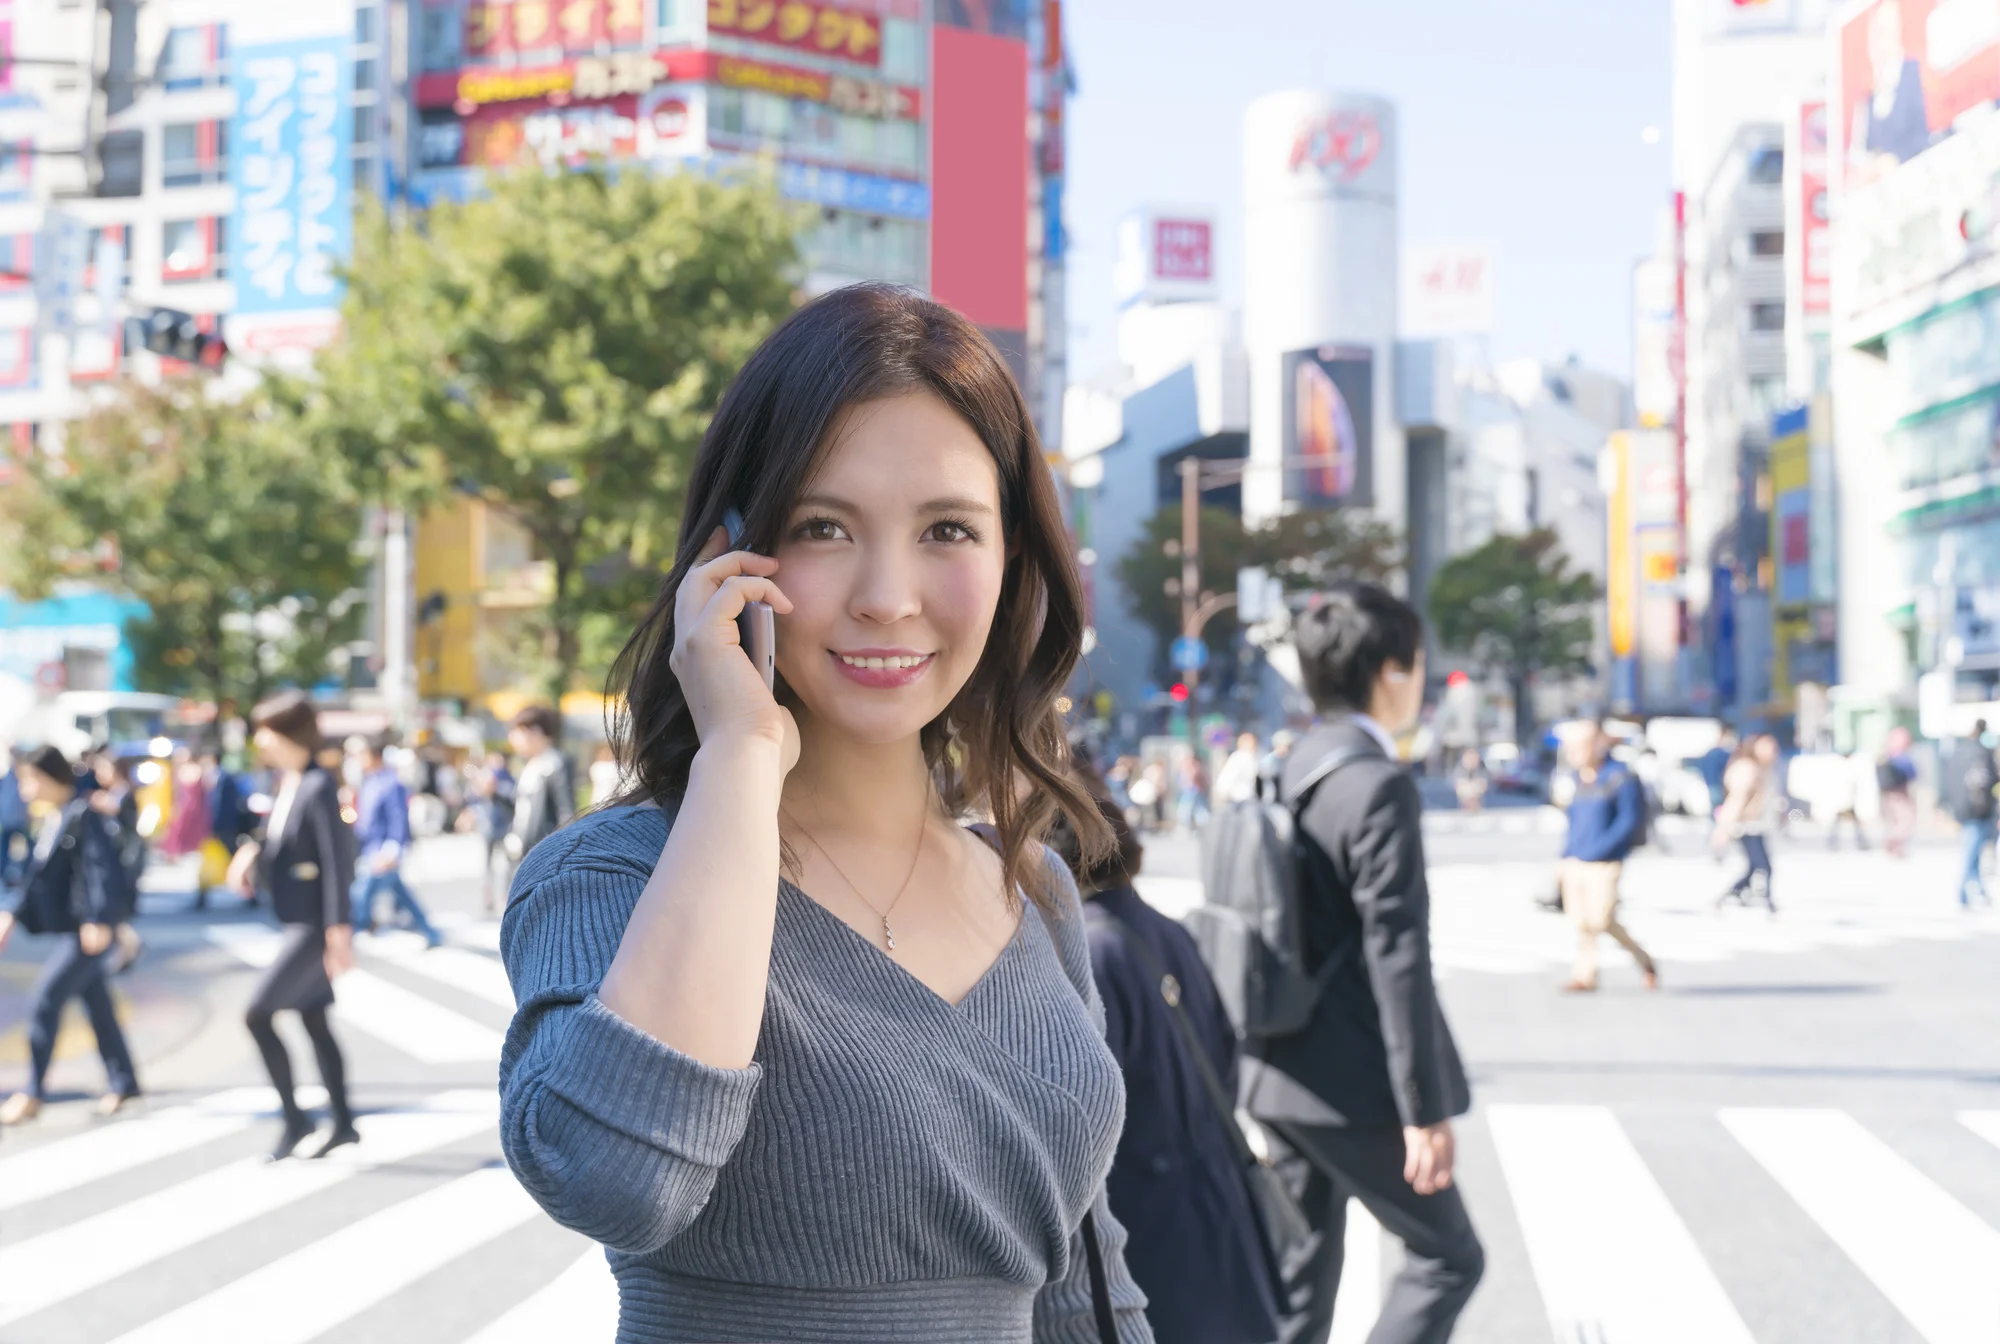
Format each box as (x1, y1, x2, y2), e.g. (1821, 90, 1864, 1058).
(1099, 908, 1312, 1301)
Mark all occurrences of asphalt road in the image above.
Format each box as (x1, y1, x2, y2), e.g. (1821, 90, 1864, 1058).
(3, 809, 1997, 1344)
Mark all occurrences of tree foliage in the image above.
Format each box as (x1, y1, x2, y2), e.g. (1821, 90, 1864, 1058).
(1116, 504, 1403, 682)
(303, 164, 804, 699)
(0, 379, 365, 705)
(1428, 527, 1600, 743)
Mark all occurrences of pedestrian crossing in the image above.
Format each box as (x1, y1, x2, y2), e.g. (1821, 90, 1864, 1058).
(6, 1086, 1995, 1342)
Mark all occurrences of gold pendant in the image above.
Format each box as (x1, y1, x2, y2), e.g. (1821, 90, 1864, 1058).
(883, 916, 896, 951)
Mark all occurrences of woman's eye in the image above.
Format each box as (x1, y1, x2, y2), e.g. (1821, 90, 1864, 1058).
(797, 517, 846, 542)
(929, 519, 977, 544)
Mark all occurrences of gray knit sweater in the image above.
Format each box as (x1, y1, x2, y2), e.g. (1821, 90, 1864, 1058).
(498, 803, 1153, 1343)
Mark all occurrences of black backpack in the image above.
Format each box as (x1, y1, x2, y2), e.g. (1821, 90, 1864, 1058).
(1963, 752, 1998, 821)
(1185, 748, 1366, 1040)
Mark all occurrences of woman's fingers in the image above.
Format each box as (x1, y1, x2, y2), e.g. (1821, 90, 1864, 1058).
(702, 574, 794, 624)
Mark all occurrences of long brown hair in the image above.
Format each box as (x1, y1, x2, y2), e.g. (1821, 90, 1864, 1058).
(606, 283, 1109, 910)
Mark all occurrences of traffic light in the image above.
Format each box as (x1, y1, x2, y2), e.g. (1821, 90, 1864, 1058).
(1169, 683, 1190, 702)
(124, 307, 225, 368)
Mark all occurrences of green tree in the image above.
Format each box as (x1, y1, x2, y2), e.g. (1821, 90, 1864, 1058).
(1428, 527, 1601, 745)
(303, 164, 804, 700)
(1115, 504, 1402, 683)
(0, 379, 365, 704)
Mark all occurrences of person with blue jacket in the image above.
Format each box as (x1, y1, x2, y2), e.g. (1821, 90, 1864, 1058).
(0, 745, 141, 1125)
(1557, 721, 1659, 994)
(349, 735, 441, 948)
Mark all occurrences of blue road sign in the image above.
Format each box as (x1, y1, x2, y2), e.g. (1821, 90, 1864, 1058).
(1170, 635, 1208, 673)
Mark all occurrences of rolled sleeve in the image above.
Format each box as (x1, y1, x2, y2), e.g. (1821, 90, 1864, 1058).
(498, 817, 761, 1257)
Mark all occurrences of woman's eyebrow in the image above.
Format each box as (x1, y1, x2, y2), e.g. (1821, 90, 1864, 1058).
(791, 492, 996, 517)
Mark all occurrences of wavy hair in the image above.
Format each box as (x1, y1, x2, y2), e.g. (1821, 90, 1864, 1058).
(606, 283, 1108, 911)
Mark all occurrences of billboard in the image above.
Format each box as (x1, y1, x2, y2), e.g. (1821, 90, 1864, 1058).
(1793, 101, 1831, 317)
(705, 0, 883, 66)
(1281, 344, 1372, 506)
(1112, 207, 1217, 308)
(1839, 0, 2000, 187)
(229, 31, 353, 329)
(1606, 429, 1682, 708)
(1401, 243, 1494, 337)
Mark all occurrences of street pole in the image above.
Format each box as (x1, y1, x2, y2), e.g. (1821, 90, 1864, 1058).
(1180, 458, 1201, 722)
(382, 508, 414, 734)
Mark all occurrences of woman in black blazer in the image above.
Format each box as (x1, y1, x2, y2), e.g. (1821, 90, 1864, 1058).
(225, 691, 358, 1161)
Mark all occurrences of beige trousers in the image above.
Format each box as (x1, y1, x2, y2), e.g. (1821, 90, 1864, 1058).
(1559, 858, 1656, 985)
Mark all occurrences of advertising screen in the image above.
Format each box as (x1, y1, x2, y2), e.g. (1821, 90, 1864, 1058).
(1281, 344, 1372, 507)
(1839, 0, 2000, 186)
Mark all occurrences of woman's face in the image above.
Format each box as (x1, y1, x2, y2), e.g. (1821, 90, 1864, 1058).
(772, 389, 1007, 749)
(254, 726, 311, 772)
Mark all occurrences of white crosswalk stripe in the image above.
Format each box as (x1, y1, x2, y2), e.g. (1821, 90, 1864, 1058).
(1723, 1108, 2000, 1344)
(205, 924, 505, 1064)
(1960, 1110, 2000, 1152)
(0, 1086, 284, 1213)
(107, 1162, 543, 1344)
(0, 1092, 498, 1328)
(1488, 1104, 1757, 1344)
(465, 1247, 619, 1344)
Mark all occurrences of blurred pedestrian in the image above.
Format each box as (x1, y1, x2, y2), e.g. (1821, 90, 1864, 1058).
(223, 693, 358, 1161)
(349, 734, 443, 948)
(1876, 726, 1918, 858)
(160, 746, 213, 906)
(1244, 584, 1484, 1344)
(1130, 758, 1167, 831)
(0, 748, 27, 890)
(1258, 729, 1295, 802)
(1556, 722, 1659, 993)
(467, 749, 516, 915)
(1452, 747, 1490, 813)
(1213, 732, 1264, 809)
(1054, 760, 1282, 1344)
(1946, 721, 1998, 908)
(505, 705, 573, 868)
(1825, 750, 1870, 851)
(1698, 729, 1737, 819)
(87, 753, 149, 976)
(1716, 734, 1780, 911)
(0, 745, 142, 1124)
(1172, 745, 1209, 833)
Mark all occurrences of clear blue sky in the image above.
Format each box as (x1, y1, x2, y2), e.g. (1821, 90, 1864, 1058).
(1063, 0, 1673, 382)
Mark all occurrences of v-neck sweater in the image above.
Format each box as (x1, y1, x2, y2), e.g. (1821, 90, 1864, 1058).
(498, 803, 1153, 1343)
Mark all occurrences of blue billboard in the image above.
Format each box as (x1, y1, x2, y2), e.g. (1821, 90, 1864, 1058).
(229, 34, 352, 316)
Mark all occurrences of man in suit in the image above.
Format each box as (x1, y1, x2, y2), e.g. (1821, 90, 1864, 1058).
(1242, 583, 1482, 1343)
(0, 745, 142, 1124)
(505, 705, 574, 870)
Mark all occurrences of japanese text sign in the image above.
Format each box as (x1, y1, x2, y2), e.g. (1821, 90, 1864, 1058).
(707, 0, 882, 67)
(230, 34, 353, 316)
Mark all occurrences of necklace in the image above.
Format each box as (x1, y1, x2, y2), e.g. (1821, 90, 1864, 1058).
(783, 804, 927, 952)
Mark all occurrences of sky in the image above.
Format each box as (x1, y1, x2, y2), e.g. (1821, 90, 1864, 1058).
(1062, 0, 1675, 384)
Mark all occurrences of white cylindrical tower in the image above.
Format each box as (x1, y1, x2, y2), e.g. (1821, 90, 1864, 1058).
(1242, 90, 1403, 542)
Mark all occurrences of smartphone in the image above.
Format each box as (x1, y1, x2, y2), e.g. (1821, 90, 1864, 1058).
(722, 508, 776, 693)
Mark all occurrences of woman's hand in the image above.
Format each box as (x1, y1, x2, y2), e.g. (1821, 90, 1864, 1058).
(79, 922, 112, 957)
(225, 842, 260, 897)
(669, 527, 799, 774)
(324, 924, 354, 980)
(0, 910, 14, 956)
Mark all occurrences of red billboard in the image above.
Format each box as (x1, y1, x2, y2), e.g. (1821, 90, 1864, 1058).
(1839, 0, 2000, 186)
(1796, 101, 1830, 316)
(930, 26, 1028, 337)
(465, 0, 646, 61)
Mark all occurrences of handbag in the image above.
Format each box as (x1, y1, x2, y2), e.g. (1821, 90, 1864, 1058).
(1100, 909, 1313, 1296)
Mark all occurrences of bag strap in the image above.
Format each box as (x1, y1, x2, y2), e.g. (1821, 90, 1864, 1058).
(1081, 1210, 1120, 1343)
(1282, 745, 1370, 816)
(1098, 908, 1264, 1172)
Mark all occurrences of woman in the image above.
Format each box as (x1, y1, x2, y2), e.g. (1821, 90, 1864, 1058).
(0, 746, 141, 1124)
(1714, 733, 1778, 911)
(499, 284, 1150, 1342)
(1877, 725, 1918, 858)
(1053, 762, 1282, 1344)
(224, 692, 359, 1161)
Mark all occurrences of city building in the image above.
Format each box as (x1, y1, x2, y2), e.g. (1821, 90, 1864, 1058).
(1669, 0, 1836, 719)
(1828, 0, 2000, 747)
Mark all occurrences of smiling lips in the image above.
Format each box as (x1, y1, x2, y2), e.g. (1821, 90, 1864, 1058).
(831, 649, 936, 689)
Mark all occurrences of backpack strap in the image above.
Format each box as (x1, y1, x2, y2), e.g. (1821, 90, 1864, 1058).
(1283, 746, 1371, 815)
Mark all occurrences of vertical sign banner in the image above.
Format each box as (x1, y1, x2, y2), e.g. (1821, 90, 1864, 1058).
(1280, 344, 1372, 507)
(1795, 101, 1830, 316)
(1769, 405, 1812, 605)
(230, 32, 352, 338)
(1607, 432, 1635, 660)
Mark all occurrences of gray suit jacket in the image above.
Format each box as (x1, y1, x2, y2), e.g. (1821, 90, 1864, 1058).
(1245, 720, 1469, 1131)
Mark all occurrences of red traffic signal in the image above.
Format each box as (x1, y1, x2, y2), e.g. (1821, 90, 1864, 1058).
(1169, 683, 1190, 702)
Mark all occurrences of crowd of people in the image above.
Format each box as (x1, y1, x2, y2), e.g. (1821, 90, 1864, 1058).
(0, 701, 590, 1151)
